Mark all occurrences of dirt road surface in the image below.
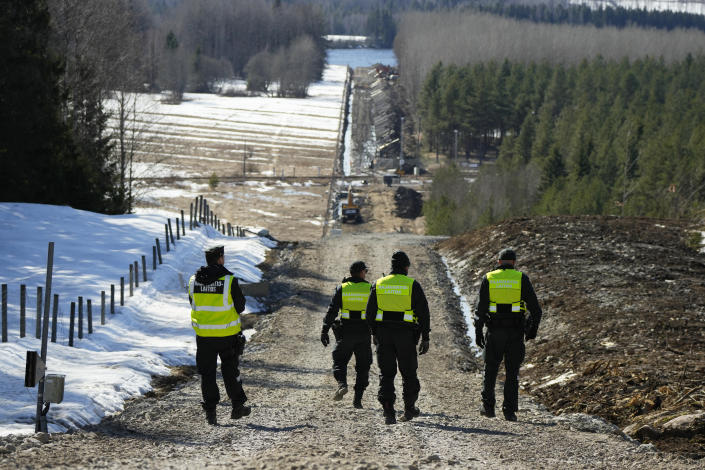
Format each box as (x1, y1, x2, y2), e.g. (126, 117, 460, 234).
(1, 233, 700, 469)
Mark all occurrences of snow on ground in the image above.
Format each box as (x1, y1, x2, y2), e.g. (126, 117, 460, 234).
(569, 0, 705, 15)
(103, 65, 348, 174)
(0, 203, 275, 436)
(441, 256, 481, 357)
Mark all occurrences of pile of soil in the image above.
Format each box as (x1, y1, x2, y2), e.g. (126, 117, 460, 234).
(394, 186, 423, 219)
(439, 215, 705, 458)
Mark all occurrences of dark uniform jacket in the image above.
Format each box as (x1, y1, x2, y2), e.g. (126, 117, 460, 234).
(323, 276, 370, 334)
(189, 264, 247, 315)
(365, 270, 431, 341)
(473, 264, 542, 336)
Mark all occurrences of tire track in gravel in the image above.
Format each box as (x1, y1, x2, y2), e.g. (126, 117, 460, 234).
(1, 234, 702, 469)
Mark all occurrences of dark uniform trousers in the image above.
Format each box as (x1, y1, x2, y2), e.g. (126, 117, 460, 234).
(332, 325, 372, 394)
(481, 327, 525, 413)
(196, 335, 247, 410)
(376, 326, 420, 406)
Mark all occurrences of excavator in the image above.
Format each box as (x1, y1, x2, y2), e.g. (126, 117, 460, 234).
(338, 185, 362, 223)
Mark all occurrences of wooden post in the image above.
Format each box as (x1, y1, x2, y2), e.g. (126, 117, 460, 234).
(87, 299, 93, 334)
(165, 224, 170, 252)
(189, 203, 193, 230)
(168, 218, 175, 244)
(129, 264, 134, 297)
(36, 286, 42, 339)
(20, 284, 26, 338)
(152, 246, 157, 270)
(101, 291, 106, 326)
(78, 296, 83, 339)
(198, 196, 203, 223)
(1, 284, 6, 342)
(111, 284, 115, 314)
(181, 210, 185, 236)
(69, 302, 75, 347)
(120, 277, 124, 306)
(51, 294, 58, 343)
(142, 255, 147, 282)
(156, 238, 163, 264)
(134, 261, 139, 288)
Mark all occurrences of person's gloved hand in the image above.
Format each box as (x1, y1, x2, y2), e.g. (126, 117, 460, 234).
(525, 329, 537, 341)
(418, 340, 429, 355)
(475, 329, 485, 349)
(320, 327, 330, 347)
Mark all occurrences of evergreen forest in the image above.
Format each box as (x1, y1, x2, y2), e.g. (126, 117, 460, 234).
(419, 57, 705, 234)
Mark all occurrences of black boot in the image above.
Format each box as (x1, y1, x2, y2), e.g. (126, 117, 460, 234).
(399, 405, 420, 422)
(333, 382, 348, 401)
(383, 402, 396, 425)
(502, 409, 517, 421)
(480, 402, 495, 418)
(353, 391, 363, 409)
(231, 403, 252, 419)
(202, 403, 217, 425)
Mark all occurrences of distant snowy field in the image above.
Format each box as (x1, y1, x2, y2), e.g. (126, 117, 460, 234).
(0, 203, 275, 436)
(104, 65, 349, 179)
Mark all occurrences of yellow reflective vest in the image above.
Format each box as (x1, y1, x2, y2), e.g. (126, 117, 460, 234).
(374, 274, 416, 323)
(341, 280, 371, 320)
(188, 274, 242, 337)
(487, 268, 526, 315)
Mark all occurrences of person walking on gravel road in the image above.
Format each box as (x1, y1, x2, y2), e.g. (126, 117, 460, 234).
(474, 248, 542, 421)
(188, 245, 251, 425)
(366, 251, 431, 425)
(320, 261, 373, 408)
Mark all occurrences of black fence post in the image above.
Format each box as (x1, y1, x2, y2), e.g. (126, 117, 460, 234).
(87, 299, 93, 334)
(20, 284, 26, 338)
(69, 302, 75, 347)
(168, 218, 176, 244)
(36, 286, 42, 339)
(189, 203, 193, 230)
(129, 264, 134, 297)
(101, 291, 106, 326)
(156, 238, 163, 264)
(142, 255, 147, 282)
(134, 261, 139, 288)
(1, 284, 7, 342)
(199, 196, 204, 223)
(51, 294, 58, 343)
(120, 277, 124, 306)
(165, 224, 170, 252)
(181, 210, 185, 237)
(152, 246, 157, 270)
(78, 296, 83, 339)
(111, 284, 115, 314)
(174, 217, 180, 240)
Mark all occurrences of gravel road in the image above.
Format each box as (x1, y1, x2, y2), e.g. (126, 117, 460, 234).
(1, 234, 701, 469)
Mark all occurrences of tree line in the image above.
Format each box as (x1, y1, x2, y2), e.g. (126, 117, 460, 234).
(421, 57, 705, 234)
(0, 0, 328, 214)
(475, 3, 705, 33)
(395, 11, 705, 106)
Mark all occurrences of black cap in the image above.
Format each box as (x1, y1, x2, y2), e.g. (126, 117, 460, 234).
(349, 261, 368, 275)
(498, 248, 516, 261)
(205, 245, 224, 265)
(391, 250, 410, 269)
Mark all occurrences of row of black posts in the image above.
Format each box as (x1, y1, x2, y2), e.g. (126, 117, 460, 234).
(1, 195, 247, 345)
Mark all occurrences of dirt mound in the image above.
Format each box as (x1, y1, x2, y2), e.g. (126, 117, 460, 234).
(394, 186, 423, 219)
(439, 215, 705, 458)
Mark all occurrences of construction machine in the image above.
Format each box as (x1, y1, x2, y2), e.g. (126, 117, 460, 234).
(338, 185, 362, 223)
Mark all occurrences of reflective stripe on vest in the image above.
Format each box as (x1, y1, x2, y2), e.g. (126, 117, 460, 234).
(487, 268, 525, 314)
(374, 274, 416, 323)
(189, 274, 242, 337)
(341, 280, 370, 319)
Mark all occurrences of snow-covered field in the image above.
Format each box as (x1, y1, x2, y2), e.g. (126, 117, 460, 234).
(104, 65, 349, 179)
(0, 203, 275, 436)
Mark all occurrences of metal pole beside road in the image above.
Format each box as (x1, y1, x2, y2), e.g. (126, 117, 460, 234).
(36, 241, 54, 433)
